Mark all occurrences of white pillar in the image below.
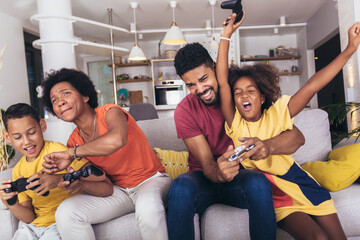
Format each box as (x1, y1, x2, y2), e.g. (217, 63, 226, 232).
(36, 0, 76, 145)
(337, 0, 360, 132)
(37, 0, 76, 73)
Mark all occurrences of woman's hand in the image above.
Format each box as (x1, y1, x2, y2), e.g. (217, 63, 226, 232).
(26, 171, 63, 196)
(42, 149, 73, 174)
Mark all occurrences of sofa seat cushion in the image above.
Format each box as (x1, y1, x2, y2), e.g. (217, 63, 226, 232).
(293, 109, 332, 165)
(302, 143, 360, 191)
(330, 184, 360, 237)
(154, 148, 189, 179)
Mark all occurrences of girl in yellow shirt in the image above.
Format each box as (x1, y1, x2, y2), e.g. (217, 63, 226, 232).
(217, 13, 360, 239)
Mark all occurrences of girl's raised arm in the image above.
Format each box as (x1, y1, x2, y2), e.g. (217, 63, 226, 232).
(217, 13, 245, 127)
(288, 22, 360, 118)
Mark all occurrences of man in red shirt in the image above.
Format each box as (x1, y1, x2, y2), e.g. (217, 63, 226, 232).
(167, 42, 305, 240)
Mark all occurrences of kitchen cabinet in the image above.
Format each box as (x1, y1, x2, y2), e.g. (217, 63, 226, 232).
(109, 60, 152, 83)
(151, 59, 187, 108)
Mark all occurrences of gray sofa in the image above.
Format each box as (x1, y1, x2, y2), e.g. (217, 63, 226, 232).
(0, 109, 359, 240)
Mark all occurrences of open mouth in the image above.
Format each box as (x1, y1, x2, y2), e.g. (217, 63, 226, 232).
(198, 88, 213, 101)
(243, 101, 252, 111)
(24, 146, 36, 154)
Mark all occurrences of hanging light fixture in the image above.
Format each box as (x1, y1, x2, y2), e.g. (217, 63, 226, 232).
(128, 2, 147, 61)
(163, 1, 187, 45)
(209, 0, 218, 48)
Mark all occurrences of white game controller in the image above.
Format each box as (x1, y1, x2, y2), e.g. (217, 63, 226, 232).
(227, 142, 255, 162)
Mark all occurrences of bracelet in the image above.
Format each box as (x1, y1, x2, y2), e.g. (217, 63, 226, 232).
(73, 144, 82, 161)
(220, 36, 231, 41)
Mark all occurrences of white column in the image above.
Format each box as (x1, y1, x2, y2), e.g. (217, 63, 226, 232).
(37, 0, 76, 73)
(36, 0, 76, 145)
(337, 0, 360, 132)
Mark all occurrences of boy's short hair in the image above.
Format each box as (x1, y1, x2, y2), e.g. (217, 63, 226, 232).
(3, 103, 40, 131)
(228, 64, 281, 111)
(174, 42, 214, 77)
(42, 68, 98, 116)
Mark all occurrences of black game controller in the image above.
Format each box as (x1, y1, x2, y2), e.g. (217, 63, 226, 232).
(63, 165, 104, 184)
(227, 141, 255, 162)
(221, 0, 243, 26)
(5, 178, 49, 206)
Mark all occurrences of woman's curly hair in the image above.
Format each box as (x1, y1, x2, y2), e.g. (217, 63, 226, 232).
(42, 68, 98, 116)
(228, 63, 281, 111)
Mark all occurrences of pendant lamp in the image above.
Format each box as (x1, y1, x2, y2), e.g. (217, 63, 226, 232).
(128, 2, 147, 61)
(163, 1, 187, 45)
(209, 0, 218, 48)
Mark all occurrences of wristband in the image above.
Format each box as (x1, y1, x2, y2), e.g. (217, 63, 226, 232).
(220, 37, 231, 41)
(73, 144, 82, 161)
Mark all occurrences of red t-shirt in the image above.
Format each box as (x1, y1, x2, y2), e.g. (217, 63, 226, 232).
(174, 94, 233, 172)
(67, 104, 165, 188)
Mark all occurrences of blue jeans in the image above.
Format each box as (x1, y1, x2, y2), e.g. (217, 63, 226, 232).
(167, 170, 276, 240)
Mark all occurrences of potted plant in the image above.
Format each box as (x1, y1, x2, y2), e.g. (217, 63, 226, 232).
(321, 102, 360, 147)
(0, 108, 15, 171)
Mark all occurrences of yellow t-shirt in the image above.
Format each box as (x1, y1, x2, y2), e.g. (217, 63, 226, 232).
(12, 141, 87, 227)
(225, 96, 336, 221)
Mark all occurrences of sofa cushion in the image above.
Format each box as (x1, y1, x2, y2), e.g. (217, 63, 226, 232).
(154, 148, 189, 179)
(302, 143, 360, 191)
(137, 118, 187, 151)
(293, 109, 332, 165)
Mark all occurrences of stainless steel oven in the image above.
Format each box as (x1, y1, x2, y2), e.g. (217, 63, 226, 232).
(154, 80, 186, 106)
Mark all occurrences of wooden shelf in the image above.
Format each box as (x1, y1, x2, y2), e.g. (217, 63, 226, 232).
(279, 72, 302, 76)
(110, 60, 151, 67)
(240, 55, 301, 62)
(109, 78, 152, 84)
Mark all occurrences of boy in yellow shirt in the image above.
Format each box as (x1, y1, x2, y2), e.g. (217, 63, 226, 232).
(0, 103, 113, 240)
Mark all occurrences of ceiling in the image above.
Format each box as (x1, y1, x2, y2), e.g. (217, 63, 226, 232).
(0, 0, 332, 44)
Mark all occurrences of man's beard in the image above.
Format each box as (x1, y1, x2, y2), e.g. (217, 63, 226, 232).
(197, 87, 219, 106)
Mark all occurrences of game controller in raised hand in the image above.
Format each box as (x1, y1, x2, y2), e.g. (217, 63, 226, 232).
(227, 141, 255, 162)
(221, 0, 243, 26)
(63, 165, 104, 184)
(4, 178, 49, 206)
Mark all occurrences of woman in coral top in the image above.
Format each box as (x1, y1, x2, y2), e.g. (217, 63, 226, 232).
(41, 68, 171, 240)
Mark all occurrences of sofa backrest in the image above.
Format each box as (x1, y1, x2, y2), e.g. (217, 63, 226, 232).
(137, 109, 332, 166)
(293, 109, 332, 165)
(137, 118, 187, 151)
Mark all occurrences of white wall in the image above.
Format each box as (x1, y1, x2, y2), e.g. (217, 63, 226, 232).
(0, 12, 30, 110)
(306, 0, 339, 49)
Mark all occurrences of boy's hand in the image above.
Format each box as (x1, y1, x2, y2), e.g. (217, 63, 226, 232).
(42, 150, 73, 174)
(221, 11, 245, 39)
(27, 171, 62, 196)
(347, 22, 360, 53)
(217, 145, 241, 182)
(237, 137, 270, 161)
(58, 167, 82, 195)
(0, 179, 19, 206)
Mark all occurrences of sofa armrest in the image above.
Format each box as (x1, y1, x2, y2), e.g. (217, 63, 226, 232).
(0, 167, 19, 240)
(333, 136, 359, 150)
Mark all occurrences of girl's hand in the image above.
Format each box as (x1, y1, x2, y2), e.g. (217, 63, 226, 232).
(220, 11, 245, 39)
(42, 149, 73, 174)
(237, 137, 271, 161)
(347, 22, 360, 52)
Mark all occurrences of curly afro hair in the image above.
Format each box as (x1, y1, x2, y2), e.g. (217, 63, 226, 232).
(174, 42, 214, 77)
(42, 68, 98, 116)
(228, 63, 281, 111)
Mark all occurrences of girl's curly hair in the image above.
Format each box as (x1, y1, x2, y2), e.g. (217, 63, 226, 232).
(42, 68, 98, 116)
(228, 63, 281, 111)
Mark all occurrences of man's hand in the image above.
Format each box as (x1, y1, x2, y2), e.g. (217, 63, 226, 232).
(237, 137, 271, 161)
(217, 145, 241, 182)
(42, 149, 73, 174)
(26, 171, 62, 196)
